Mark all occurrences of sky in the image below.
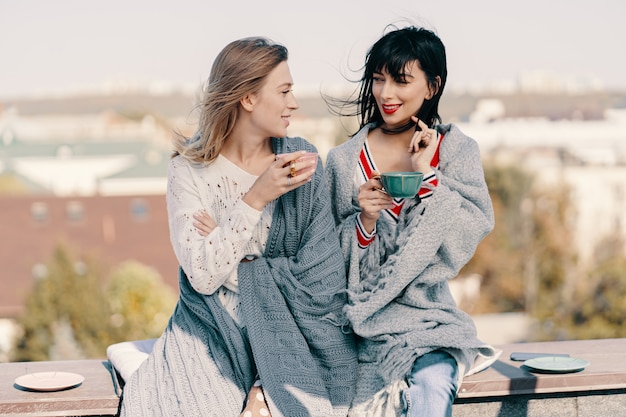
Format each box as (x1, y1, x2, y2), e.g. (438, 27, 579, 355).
(1, 0, 625, 99)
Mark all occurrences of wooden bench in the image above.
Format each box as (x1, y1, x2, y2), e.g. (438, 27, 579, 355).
(2, 338, 625, 416)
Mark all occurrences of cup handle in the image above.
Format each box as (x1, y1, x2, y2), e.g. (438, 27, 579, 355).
(371, 173, 387, 194)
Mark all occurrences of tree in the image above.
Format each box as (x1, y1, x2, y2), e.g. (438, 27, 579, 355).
(461, 161, 579, 325)
(461, 163, 534, 313)
(12, 245, 178, 361)
(555, 235, 626, 340)
(527, 183, 579, 341)
(107, 261, 177, 341)
(471, 162, 626, 342)
(13, 244, 114, 361)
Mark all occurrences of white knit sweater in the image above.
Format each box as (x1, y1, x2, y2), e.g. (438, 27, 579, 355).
(166, 154, 275, 322)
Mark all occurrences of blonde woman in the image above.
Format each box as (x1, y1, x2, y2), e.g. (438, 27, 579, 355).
(119, 37, 357, 417)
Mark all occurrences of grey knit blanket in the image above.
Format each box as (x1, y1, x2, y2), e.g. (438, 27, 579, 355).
(325, 123, 500, 417)
(119, 136, 358, 417)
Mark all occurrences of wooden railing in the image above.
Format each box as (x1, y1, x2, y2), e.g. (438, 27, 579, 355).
(454, 338, 626, 417)
(2, 338, 626, 417)
(0, 359, 119, 417)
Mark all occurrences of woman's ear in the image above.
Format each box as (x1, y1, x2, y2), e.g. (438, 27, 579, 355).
(240, 93, 256, 112)
(427, 76, 442, 100)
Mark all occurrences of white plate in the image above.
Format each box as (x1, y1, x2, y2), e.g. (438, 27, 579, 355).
(523, 356, 590, 373)
(14, 371, 85, 391)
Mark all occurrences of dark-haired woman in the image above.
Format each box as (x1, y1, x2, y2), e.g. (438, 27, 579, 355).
(325, 25, 501, 417)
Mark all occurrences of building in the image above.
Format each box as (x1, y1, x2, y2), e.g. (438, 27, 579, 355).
(0, 194, 178, 320)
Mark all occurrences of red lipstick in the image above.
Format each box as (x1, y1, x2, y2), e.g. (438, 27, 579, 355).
(382, 104, 400, 115)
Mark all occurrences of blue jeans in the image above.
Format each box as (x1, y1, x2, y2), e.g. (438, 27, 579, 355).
(402, 350, 459, 417)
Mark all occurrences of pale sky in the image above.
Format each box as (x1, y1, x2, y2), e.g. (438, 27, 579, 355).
(1, 0, 625, 99)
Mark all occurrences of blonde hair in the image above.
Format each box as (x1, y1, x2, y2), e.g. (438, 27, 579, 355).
(173, 37, 289, 163)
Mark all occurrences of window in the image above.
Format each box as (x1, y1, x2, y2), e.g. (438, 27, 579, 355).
(32, 263, 48, 280)
(66, 201, 84, 221)
(130, 198, 149, 221)
(30, 202, 48, 222)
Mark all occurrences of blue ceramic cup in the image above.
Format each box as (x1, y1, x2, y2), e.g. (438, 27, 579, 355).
(379, 171, 424, 198)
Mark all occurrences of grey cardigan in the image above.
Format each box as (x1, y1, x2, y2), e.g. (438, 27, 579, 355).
(325, 123, 500, 416)
(120, 136, 358, 417)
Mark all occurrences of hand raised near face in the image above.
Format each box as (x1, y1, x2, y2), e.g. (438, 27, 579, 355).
(243, 151, 317, 211)
(408, 118, 440, 174)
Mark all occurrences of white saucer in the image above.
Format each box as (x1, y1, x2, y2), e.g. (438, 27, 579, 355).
(523, 356, 590, 373)
(14, 371, 85, 391)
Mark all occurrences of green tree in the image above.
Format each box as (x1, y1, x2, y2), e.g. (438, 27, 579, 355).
(13, 245, 178, 361)
(107, 261, 177, 341)
(13, 244, 114, 361)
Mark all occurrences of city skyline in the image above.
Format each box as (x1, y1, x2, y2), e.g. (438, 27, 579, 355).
(1, 0, 625, 99)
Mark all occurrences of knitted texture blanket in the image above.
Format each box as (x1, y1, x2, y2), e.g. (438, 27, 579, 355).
(325, 123, 500, 417)
(119, 136, 358, 417)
